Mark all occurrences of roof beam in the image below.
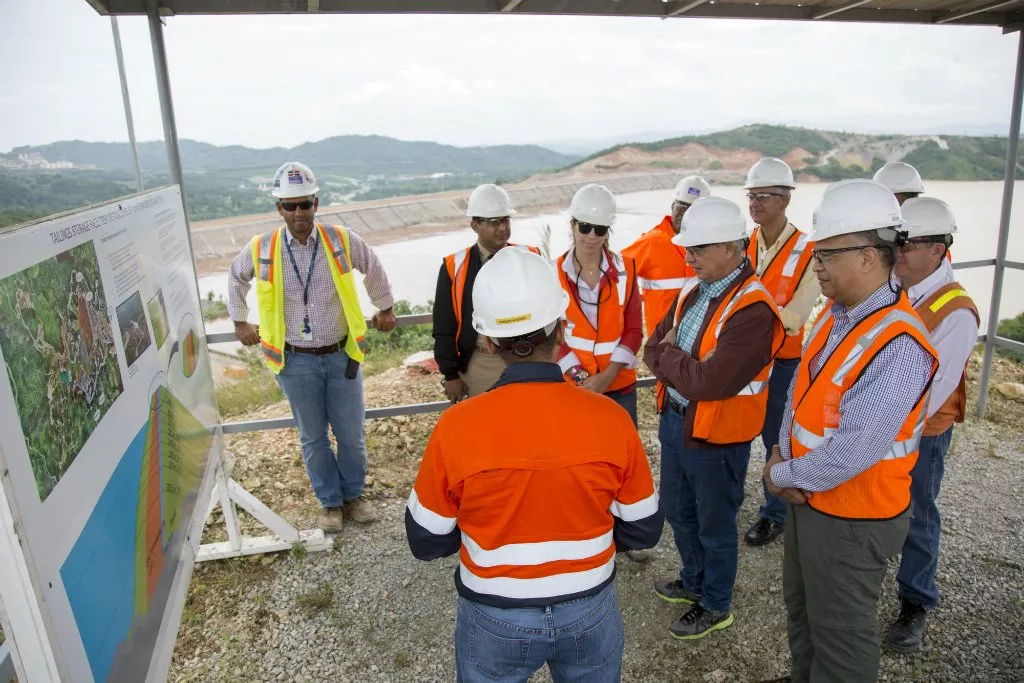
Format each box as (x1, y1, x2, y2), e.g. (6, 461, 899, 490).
(812, 0, 871, 21)
(936, 0, 1018, 25)
(665, 0, 708, 19)
(501, 0, 525, 11)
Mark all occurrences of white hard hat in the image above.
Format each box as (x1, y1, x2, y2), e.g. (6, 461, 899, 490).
(467, 184, 517, 218)
(272, 162, 319, 199)
(472, 248, 569, 338)
(901, 197, 956, 238)
(873, 162, 924, 195)
(673, 175, 711, 204)
(570, 183, 616, 227)
(744, 157, 796, 190)
(672, 197, 748, 248)
(809, 179, 906, 243)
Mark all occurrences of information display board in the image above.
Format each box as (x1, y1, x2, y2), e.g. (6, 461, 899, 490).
(0, 187, 222, 682)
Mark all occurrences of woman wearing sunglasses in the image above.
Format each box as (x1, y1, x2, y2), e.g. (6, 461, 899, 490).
(555, 184, 643, 425)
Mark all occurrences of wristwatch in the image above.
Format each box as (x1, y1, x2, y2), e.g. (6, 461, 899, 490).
(567, 366, 590, 384)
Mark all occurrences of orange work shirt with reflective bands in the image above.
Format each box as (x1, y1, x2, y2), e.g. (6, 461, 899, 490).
(405, 362, 663, 608)
(622, 217, 696, 336)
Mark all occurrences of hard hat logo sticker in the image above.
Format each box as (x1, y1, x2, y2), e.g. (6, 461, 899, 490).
(495, 313, 532, 325)
(287, 169, 304, 184)
(688, 187, 701, 197)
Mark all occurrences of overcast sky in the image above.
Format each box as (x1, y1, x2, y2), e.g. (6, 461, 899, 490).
(0, 0, 1019, 152)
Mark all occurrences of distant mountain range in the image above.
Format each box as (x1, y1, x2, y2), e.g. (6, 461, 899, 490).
(2, 135, 578, 177)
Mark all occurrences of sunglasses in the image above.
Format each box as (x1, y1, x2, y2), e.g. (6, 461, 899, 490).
(473, 216, 511, 227)
(280, 199, 315, 211)
(576, 221, 610, 237)
(746, 192, 785, 203)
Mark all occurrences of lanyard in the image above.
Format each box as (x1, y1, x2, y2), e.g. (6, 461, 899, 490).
(284, 230, 320, 310)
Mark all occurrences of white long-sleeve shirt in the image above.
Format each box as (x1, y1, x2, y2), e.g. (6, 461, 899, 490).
(906, 259, 980, 417)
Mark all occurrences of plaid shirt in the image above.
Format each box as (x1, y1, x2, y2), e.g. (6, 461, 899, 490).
(228, 222, 394, 347)
(666, 262, 745, 408)
(772, 284, 934, 492)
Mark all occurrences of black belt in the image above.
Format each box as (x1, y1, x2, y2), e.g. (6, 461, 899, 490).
(285, 337, 346, 356)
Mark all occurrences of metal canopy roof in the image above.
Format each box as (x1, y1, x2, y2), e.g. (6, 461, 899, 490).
(83, 0, 1024, 29)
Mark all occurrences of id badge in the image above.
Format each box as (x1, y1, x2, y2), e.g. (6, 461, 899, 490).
(301, 316, 313, 342)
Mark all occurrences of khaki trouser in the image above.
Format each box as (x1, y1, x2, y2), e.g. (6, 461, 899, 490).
(784, 503, 909, 683)
(461, 346, 507, 397)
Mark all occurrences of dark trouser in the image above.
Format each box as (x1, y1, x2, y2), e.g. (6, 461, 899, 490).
(758, 356, 800, 525)
(605, 386, 638, 427)
(784, 503, 910, 683)
(659, 405, 749, 614)
(897, 426, 955, 611)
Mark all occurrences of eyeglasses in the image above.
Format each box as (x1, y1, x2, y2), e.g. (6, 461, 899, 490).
(473, 217, 511, 227)
(900, 237, 946, 252)
(746, 192, 785, 203)
(811, 245, 869, 264)
(279, 199, 315, 212)
(576, 221, 610, 237)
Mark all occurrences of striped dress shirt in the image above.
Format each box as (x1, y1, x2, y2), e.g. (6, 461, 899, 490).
(771, 283, 934, 492)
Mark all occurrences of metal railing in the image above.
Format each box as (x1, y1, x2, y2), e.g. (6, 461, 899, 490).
(205, 258, 1024, 435)
(0, 641, 14, 683)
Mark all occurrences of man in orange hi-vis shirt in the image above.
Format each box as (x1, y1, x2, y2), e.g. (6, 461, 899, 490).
(406, 247, 662, 683)
(623, 175, 709, 336)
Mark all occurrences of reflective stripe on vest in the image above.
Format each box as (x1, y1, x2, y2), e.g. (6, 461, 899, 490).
(929, 288, 970, 313)
(781, 232, 811, 279)
(321, 226, 352, 275)
(258, 230, 277, 283)
(829, 309, 930, 387)
(638, 276, 690, 291)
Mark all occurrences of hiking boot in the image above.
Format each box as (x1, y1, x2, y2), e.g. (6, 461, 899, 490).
(744, 518, 785, 547)
(885, 598, 928, 653)
(653, 579, 701, 605)
(669, 603, 734, 640)
(343, 497, 378, 524)
(319, 507, 344, 534)
(623, 549, 653, 564)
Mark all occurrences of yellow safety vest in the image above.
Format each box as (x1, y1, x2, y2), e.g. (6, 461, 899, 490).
(251, 223, 367, 373)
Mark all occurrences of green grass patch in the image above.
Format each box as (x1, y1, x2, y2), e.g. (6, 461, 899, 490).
(295, 583, 335, 613)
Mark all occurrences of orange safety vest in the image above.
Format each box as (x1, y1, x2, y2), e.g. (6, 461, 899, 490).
(746, 224, 814, 360)
(790, 292, 938, 520)
(657, 273, 784, 445)
(557, 250, 638, 393)
(622, 217, 697, 336)
(443, 243, 540, 349)
(914, 281, 979, 437)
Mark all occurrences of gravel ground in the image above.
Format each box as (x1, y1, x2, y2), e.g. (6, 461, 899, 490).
(170, 357, 1024, 683)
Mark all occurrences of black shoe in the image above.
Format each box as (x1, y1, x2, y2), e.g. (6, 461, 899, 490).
(885, 598, 928, 653)
(744, 518, 785, 547)
(653, 578, 701, 605)
(668, 603, 733, 640)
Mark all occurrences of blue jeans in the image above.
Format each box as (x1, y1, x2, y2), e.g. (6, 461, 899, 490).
(605, 387, 638, 427)
(759, 356, 800, 525)
(275, 350, 367, 507)
(658, 406, 749, 614)
(455, 583, 624, 683)
(896, 426, 954, 611)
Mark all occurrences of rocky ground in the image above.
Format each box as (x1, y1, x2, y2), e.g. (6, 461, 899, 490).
(169, 353, 1024, 683)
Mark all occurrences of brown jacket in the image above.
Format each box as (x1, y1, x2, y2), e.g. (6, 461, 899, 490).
(643, 262, 777, 449)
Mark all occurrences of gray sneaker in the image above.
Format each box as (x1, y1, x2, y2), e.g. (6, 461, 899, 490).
(653, 578, 701, 605)
(319, 507, 344, 533)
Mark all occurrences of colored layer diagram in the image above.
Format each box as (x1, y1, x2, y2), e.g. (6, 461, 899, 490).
(59, 384, 210, 682)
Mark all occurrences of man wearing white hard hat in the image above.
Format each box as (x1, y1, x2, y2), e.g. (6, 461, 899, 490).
(741, 157, 822, 548)
(623, 175, 708, 336)
(644, 196, 783, 640)
(407, 247, 662, 682)
(884, 197, 979, 654)
(764, 179, 938, 682)
(433, 184, 539, 403)
(874, 161, 925, 205)
(229, 161, 397, 534)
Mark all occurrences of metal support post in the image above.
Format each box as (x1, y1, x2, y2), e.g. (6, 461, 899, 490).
(978, 30, 1024, 418)
(111, 16, 143, 193)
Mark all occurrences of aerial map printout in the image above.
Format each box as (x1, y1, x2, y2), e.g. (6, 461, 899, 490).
(0, 187, 222, 682)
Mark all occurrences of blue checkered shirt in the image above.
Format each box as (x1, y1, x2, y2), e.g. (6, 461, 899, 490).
(666, 262, 745, 408)
(771, 284, 935, 492)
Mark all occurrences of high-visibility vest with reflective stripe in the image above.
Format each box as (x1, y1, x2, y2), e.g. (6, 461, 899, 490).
(407, 380, 658, 604)
(659, 274, 784, 444)
(915, 281, 979, 437)
(444, 244, 540, 350)
(556, 250, 638, 393)
(746, 225, 814, 360)
(790, 293, 938, 520)
(251, 224, 367, 373)
(622, 217, 696, 336)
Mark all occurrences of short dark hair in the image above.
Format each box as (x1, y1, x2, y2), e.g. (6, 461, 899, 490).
(494, 321, 561, 365)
